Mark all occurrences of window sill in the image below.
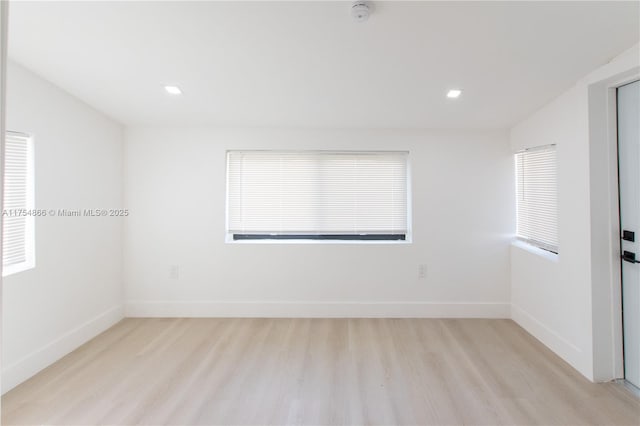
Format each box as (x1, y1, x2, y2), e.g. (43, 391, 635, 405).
(2, 260, 35, 277)
(225, 236, 412, 245)
(511, 239, 559, 262)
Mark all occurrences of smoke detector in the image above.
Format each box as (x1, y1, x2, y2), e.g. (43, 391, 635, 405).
(351, 2, 370, 23)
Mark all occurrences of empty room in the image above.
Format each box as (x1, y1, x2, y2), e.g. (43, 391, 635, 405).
(0, 1, 639, 425)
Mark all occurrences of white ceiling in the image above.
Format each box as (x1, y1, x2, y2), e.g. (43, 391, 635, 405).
(7, 1, 640, 129)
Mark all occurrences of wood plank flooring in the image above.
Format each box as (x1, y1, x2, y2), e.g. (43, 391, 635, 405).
(2, 318, 640, 425)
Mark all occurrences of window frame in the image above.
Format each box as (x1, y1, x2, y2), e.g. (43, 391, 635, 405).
(225, 150, 412, 244)
(514, 144, 559, 254)
(2, 131, 35, 277)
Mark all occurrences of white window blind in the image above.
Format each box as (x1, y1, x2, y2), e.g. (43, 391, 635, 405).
(227, 151, 408, 239)
(515, 145, 558, 253)
(3, 132, 34, 274)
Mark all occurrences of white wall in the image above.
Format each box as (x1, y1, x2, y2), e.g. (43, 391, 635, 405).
(510, 45, 640, 381)
(1, 62, 124, 392)
(124, 127, 514, 317)
(510, 84, 592, 376)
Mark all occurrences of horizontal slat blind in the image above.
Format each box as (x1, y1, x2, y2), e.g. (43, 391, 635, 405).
(3, 132, 31, 267)
(227, 151, 408, 235)
(515, 145, 558, 253)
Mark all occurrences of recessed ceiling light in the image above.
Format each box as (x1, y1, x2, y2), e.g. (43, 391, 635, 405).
(164, 85, 182, 95)
(447, 89, 462, 99)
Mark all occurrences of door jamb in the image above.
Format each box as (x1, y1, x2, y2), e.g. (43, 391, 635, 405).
(603, 75, 640, 380)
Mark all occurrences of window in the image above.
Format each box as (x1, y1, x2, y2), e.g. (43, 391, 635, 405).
(3, 132, 35, 276)
(515, 145, 558, 253)
(226, 151, 409, 241)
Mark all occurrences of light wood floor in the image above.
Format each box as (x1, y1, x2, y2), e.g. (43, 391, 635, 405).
(2, 318, 640, 425)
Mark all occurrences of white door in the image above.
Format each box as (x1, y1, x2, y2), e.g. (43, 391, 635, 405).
(618, 80, 640, 389)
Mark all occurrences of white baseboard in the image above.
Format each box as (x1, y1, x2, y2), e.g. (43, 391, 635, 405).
(125, 300, 510, 318)
(2, 304, 124, 394)
(510, 303, 589, 379)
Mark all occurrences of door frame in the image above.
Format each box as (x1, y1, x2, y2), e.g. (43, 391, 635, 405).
(612, 78, 640, 380)
(0, 0, 9, 409)
(588, 64, 640, 381)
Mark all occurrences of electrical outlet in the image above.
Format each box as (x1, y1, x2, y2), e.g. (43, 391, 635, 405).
(418, 264, 427, 279)
(170, 265, 180, 280)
